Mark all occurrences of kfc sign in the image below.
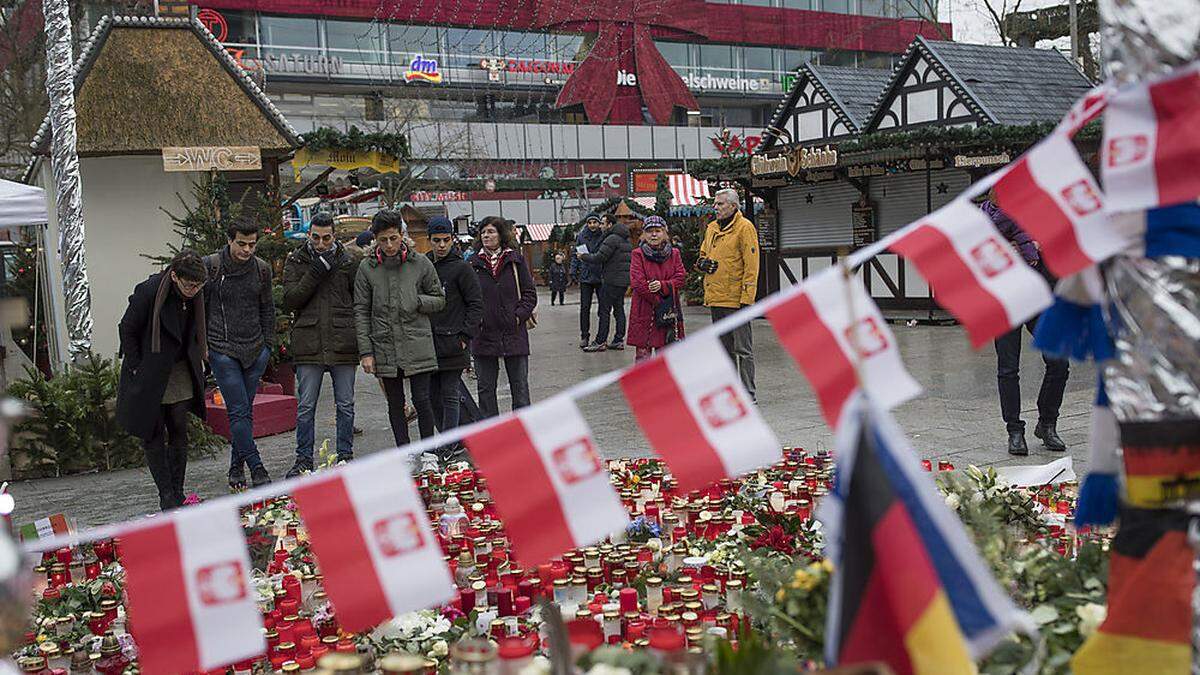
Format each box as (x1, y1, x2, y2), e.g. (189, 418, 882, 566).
(699, 385, 749, 429)
(195, 561, 247, 606)
(373, 512, 425, 557)
(970, 237, 1015, 278)
(551, 438, 603, 484)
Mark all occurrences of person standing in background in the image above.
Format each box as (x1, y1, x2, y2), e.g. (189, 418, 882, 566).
(281, 213, 361, 477)
(981, 195, 1069, 456)
(581, 214, 632, 352)
(471, 217, 538, 417)
(204, 218, 276, 490)
(698, 188, 759, 400)
(426, 217, 483, 458)
(627, 216, 686, 362)
(354, 210, 446, 447)
(573, 213, 605, 348)
(548, 252, 569, 306)
(116, 250, 208, 510)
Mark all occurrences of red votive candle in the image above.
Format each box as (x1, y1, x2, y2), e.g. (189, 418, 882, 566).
(619, 588, 638, 613)
(515, 596, 532, 615)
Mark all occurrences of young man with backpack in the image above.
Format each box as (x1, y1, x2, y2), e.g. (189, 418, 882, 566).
(204, 218, 276, 490)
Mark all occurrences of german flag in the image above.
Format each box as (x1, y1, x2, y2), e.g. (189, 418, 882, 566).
(1120, 420, 1200, 508)
(823, 396, 1033, 674)
(1072, 506, 1192, 674)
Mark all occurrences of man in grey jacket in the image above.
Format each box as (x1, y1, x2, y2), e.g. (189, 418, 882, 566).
(204, 217, 276, 490)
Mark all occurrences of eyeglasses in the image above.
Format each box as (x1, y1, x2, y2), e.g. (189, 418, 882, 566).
(172, 274, 205, 293)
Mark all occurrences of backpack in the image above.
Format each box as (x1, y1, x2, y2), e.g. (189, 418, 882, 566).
(203, 252, 271, 293)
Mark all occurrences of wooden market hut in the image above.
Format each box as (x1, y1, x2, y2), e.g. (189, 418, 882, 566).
(25, 15, 301, 363)
(740, 36, 1094, 309)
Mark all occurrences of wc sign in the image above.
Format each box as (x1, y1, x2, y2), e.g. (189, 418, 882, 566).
(617, 70, 638, 87)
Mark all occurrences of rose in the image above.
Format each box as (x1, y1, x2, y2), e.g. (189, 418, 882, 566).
(429, 640, 449, 658)
(944, 493, 961, 510)
(1076, 603, 1106, 637)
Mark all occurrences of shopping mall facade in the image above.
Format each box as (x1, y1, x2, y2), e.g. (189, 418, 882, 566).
(193, 0, 949, 224)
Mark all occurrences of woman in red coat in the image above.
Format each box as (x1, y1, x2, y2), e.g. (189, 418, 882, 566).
(627, 216, 687, 361)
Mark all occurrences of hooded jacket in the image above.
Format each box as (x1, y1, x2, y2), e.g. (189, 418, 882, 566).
(699, 211, 759, 308)
(428, 248, 484, 372)
(580, 221, 632, 287)
(353, 245, 446, 378)
(574, 225, 606, 285)
(282, 242, 361, 366)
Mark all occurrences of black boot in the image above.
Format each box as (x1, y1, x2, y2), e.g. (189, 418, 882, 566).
(1034, 421, 1067, 452)
(250, 464, 272, 487)
(285, 459, 313, 479)
(228, 462, 247, 492)
(1007, 430, 1029, 456)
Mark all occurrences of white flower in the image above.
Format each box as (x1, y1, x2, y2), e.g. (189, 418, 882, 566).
(944, 493, 961, 510)
(1075, 603, 1107, 637)
(519, 656, 552, 675)
(429, 640, 449, 658)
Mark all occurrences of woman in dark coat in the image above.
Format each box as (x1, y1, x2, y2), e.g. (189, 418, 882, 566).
(116, 250, 209, 511)
(470, 217, 538, 418)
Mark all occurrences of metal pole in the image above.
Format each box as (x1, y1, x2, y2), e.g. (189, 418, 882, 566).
(41, 0, 94, 360)
(1069, 0, 1080, 66)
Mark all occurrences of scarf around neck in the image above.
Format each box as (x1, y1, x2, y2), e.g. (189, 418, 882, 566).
(640, 241, 673, 264)
(151, 273, 207, 357)
(480, 247, 512, 277)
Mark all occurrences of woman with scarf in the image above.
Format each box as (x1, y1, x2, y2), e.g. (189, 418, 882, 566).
(116, 249, 209, 511)
(627, 216, 686, 361)
(470, 217, 538, 417)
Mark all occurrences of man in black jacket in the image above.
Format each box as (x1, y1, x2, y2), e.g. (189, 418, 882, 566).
(282, 213, 362, 477)
(580, 214, 632, 352)
(426, 217, 484, 452)
(204, 218, 276, 490)
(116, 250, 209, 511)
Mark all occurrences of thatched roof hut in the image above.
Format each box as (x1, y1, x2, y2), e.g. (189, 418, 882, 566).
(28, 15, 299, 160)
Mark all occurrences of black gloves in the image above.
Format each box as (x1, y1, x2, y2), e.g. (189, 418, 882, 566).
(695, 256, 719, 275)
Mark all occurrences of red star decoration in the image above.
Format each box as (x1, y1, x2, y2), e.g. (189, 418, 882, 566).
(535, 0, 706, 124)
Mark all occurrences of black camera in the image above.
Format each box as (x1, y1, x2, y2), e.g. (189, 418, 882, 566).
(695, 256, 719, 274)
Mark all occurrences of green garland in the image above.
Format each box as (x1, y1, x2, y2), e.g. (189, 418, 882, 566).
(300, 125, 411, 160)
(687, 120, 1102, 181)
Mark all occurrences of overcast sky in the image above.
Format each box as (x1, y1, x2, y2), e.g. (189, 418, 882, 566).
(940, 0, 1070, 45)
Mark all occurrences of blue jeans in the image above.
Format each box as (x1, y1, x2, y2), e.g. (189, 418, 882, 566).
(210, 347, 271, 476)
(295, 364, 356, 463)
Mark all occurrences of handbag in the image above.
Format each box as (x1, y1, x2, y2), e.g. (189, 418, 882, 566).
(512, 264, 539, 330)
(654, 291, 679, 329)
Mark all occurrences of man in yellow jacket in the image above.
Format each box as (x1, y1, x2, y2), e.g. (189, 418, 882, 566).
(699, 187, 759, 399)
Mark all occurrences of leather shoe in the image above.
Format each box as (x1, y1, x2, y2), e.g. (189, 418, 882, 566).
(1007, 430, 1028, 456)
(1034, 422, 1067, 452)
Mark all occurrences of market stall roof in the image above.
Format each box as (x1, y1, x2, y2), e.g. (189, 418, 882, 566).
(864, 35, 1093, 132)
(27, 15, 300, 160)
(522, 223, 559, 242)
(761, 64, 891, 152)
(0, 179, 47, 226)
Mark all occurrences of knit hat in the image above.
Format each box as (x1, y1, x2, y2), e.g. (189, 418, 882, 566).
(427, 216, 454, 236)
(585, 213, 601, 223)
(355, 230, 374, 247)
(643, 215, 667, 230)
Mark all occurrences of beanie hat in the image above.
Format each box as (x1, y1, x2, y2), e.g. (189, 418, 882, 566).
(427, 216, 454, 236)
(643, 215, 667, 229)
(355, 230, 374, 247)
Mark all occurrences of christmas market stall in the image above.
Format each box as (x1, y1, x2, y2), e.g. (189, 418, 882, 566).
(23, 15, 301, 365)
(730, 36, 1095, 309)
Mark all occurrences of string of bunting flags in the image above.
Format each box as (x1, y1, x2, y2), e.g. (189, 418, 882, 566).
(19, 59, 1200, 675)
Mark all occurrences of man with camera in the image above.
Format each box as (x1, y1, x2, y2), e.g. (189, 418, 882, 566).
(698, 188, 759, 400)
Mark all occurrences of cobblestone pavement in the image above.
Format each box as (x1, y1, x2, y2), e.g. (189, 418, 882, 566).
(11, 288, 1095, 529)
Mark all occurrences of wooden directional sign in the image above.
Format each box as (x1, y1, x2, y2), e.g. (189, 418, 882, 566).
(162, 146, 262, 172)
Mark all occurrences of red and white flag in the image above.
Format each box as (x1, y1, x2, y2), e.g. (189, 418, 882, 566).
(121, 504, 264, 675)
(291, 453, 454, 633)
(1103, 63, 1200, 212)
(994, 131, 1133, 277)
(889, 198, 1052, 349)
(767, 271, 921, 427)
(620, 334, 781, 493)
(465, 396, 629, 566)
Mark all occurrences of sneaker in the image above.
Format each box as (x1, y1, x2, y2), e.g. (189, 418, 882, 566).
(405, 403, 417, 423)
(337, 453, 354, 464)
(353, 426, 363, 436)
(250, 465, 272, 487)
(608, 340, 625, 351)
(582, 342, 607, 352)
(285, 460, 313, 479)
(580, 337, 590, 349)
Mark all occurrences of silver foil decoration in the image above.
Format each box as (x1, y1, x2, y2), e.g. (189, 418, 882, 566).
(1099, 0, 1200, 82)
(1103, 256, 1200, 422)
(42, 0, 93, 358)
